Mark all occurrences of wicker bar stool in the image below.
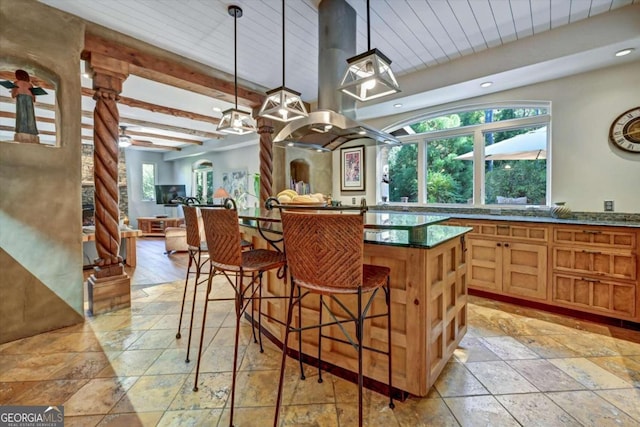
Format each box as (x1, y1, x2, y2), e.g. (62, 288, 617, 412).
(274, 210, 394, 427)
(176, 205, 252, 364)
(193, 200, 286, 427)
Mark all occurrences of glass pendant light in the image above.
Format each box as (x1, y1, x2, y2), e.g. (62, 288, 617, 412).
(258, 0, 308, 122)
(218, 5, 256, 135)
(339, 0, 400, 102)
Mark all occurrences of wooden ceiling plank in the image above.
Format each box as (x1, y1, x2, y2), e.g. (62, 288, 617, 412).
(0, 95, 222, 139)
(83, 32, 265, 108)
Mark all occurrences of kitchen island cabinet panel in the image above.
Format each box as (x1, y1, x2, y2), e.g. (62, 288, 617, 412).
(239, 223, 468, 397)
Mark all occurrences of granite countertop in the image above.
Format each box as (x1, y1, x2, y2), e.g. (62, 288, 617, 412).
(364, 225, 472, 249)
(371, 207, 640, 228)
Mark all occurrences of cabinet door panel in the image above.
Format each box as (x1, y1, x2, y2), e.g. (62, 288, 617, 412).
(503, 243, 547, 299)
(468, 239, 501, 292)
(552, 274, 636, 318)
(553, 248, 636, 280)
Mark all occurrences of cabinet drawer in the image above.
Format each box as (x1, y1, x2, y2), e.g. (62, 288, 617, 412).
(552, 273, 636, 318)
(552, 248, 637, 281)
(466, 221, 548, 242)
(553, 227, 636, 249)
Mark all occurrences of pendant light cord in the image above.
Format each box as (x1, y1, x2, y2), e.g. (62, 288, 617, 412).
(282, 0, 286, 86)
(366, 0, 371, 51)
(233, 8, 238, 109)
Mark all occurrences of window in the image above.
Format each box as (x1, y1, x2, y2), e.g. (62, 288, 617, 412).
(141, 163, 155, 201)
(193, 161, 214, 204)
(383, 104, 550, 206)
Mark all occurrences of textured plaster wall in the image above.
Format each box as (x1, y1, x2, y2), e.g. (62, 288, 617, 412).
(366, 61, 640, 213)
(0, 0, 85, 342)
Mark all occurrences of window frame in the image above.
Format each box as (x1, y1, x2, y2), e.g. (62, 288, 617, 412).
(141, 162, 156, 202)
(383, 104, 551, 207)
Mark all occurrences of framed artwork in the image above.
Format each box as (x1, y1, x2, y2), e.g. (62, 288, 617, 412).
(222, 169, 248, 198)
(340, 145, 365, 191)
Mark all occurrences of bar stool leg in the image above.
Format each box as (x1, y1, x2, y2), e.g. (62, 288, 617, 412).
(229, 271, 243, 427)
(274, 282, 297, 427)
(257, 273, 264, 353)
(250, 272, 258, 345)
(176, 248, 195, 339)
(192, 271, 213, 392)
(317, 295, 323, 383)
(185, 250, 206, 363)
(297, 285, 305, 380)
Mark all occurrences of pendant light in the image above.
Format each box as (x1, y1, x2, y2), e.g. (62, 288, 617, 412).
(339, 0, 400, 102)
(218, 5, 256, 135)
(257, 0, 308, 122)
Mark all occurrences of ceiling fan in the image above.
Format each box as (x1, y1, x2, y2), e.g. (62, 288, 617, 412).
(118, 125, 181, 151)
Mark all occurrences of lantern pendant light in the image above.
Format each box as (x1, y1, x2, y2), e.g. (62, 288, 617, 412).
(339, 0, 400, 102)
(218, 5, 257, 135)
(258, 0, 308, 122)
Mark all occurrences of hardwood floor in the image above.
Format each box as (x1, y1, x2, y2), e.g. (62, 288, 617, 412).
(83, 237, 190, 287)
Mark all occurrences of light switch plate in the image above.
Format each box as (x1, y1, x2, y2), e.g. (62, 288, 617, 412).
(604, 200, 614, 212)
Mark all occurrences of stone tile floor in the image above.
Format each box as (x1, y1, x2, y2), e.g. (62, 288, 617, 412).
(1, 276, 639, 426)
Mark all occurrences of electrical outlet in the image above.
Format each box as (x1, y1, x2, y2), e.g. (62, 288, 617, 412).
(352, 197, 356, 204)
(604, 200, 614, 212)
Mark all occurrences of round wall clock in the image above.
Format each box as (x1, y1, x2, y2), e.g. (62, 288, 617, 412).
(609, 107, 640, 153)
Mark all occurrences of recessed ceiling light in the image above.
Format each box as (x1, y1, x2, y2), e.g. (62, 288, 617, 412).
(358, 130, 366, 135)
(212, 107, 222, 112)
(615, 48, 634, 57)
(393, 103, 403, 108)
(480, 81, 493, 88)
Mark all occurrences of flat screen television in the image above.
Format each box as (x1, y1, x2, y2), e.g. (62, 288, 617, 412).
(155, 184, 186, 205)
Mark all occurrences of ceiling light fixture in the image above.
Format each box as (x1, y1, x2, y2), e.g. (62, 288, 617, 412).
(118, 126, 132, 148)
(339, 0, 400, 102)
(257, 0, 308, 122)
(615, 48, 634, 57)
(480, 81, 493, 88)
(217, 5, 256, 135)
(393, 103, 403, 108)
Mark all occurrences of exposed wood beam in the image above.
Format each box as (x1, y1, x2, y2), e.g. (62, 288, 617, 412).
(1, 71, 224, 130)
(0, 111, 203, 145)
(123, 129, 202, 145)
(0, 95, 222, 139)
(79, 87, 223, 126)
(82, 33, 265, 108)
(0, 125, 55, 136)
(80, 136, 182, 151)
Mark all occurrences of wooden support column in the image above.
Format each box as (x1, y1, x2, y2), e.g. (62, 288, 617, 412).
(257, 117, 274, 207)
(86, 53, 131, 315)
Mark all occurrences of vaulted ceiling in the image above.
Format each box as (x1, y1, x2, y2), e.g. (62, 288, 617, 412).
(2, 0, 638, 152)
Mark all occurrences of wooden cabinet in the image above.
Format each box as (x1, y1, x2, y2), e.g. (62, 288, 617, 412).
(551, 225, 638, 319)
(468, 238, 547, 300)
(446, 219, 639, 322)
(137, 217, 184, 236)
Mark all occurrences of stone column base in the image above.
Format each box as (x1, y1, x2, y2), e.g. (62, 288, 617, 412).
(87, 272, 131, 315)
(14, 133, 40, 144)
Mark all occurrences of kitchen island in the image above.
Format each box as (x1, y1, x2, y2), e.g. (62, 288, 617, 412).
(236, 208, 471, 396)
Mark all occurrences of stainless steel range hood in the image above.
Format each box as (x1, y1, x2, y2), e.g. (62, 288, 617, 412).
(273, 0, 400, 151)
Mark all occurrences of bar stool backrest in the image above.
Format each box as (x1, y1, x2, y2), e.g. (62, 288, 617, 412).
(281, 211, 364, 292)
(200, 207, 243, 267)
(182, 206, 204, 248)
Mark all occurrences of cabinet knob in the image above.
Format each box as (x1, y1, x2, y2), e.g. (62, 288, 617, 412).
(497, 242, 502, 247)
(504, 243, 510, 248)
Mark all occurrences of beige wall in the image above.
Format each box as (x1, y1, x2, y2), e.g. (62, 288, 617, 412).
(0, 0, 85, 343)
(361, 61, 640, 212)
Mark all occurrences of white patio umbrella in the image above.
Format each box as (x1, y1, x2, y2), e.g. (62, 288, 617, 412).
(455, 126, 547, 160)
